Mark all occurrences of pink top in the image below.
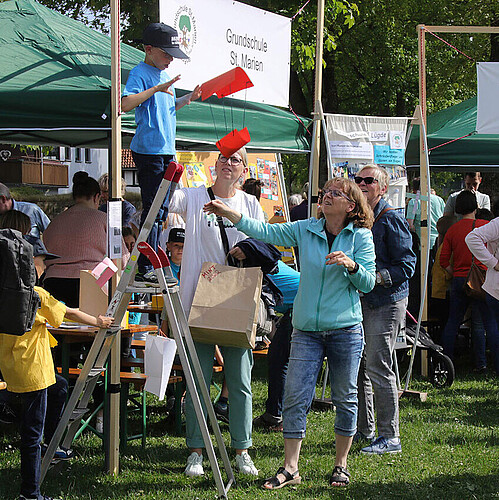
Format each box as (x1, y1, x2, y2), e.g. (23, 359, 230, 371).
(43, 204, 109, 279)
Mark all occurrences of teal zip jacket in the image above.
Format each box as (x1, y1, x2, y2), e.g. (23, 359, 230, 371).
(236, 215, 376, 332)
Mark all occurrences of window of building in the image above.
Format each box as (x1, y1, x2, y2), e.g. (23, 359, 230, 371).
(75, 148, 82, 163)
(64, 147, 71, 161)
(84, 148, 91, 163)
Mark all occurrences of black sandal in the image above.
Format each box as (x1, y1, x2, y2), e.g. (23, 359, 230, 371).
(262, 466, 301, 490)
(329, 465, 350, 487)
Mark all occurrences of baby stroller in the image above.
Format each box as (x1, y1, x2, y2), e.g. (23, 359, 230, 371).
(402, 311, 455, 388)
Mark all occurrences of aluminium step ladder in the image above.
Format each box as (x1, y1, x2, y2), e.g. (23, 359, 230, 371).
(41, 161, 235, 498)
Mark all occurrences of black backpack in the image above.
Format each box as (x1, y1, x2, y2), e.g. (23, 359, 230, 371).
(0, 228, 41, 335)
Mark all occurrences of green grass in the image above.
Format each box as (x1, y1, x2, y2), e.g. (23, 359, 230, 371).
(1, 359, 498, 499)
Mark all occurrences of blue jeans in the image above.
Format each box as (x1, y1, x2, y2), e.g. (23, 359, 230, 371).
(44, 375, 68, 444)
(485, 293, 499, 374)
(132, 152, 175, 274)
(441, 277, 497, 367)
(282, 325, 364, 439)
(16, 388, 47, 499)
(265, 310, 292, 419)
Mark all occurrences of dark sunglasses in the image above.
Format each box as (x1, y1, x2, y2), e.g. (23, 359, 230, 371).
(354, 176, 378, 185)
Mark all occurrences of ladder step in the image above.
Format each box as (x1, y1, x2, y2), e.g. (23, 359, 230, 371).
(89, 367, 106, 377)
(125, 284, 179, 294)
(70, 407, 90, 422)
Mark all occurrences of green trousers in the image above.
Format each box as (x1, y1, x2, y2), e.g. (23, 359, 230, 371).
(185, 342, 254, 450)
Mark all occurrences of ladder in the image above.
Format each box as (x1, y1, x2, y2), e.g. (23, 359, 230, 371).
(41, 161, 235, 498)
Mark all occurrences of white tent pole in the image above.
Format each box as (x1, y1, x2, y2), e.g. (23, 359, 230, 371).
(317, 102, 333, 178)
(107, 0, 121, 476)
(405, 105, 431, 391)
(309, 0, 325, 217)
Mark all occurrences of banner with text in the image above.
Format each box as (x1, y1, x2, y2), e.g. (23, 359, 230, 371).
(325, 113, 409, 208)
(160, 0, 291, 107)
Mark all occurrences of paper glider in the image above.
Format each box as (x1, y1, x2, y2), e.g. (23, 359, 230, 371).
(200, 68, 254, 157)
(200, 67, 254, 101)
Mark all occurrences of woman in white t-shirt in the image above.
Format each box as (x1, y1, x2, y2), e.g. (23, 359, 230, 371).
(169, 147, 265, 477)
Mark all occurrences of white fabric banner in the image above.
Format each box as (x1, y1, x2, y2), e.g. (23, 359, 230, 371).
(160, 0, 291, 107)
(476, 62, 499, 134)
(325, 113, 409, 208)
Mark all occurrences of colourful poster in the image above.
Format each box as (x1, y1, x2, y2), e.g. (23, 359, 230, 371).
(185, 163, 208, 187)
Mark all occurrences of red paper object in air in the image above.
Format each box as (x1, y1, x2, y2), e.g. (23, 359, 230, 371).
(216, 128, 251, 157)
(200, 68, 253, 101)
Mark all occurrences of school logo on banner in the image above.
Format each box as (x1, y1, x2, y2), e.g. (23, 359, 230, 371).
(174, 6, 197, 58)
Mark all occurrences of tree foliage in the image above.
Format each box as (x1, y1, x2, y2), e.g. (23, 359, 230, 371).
(34, 0, 499, 194)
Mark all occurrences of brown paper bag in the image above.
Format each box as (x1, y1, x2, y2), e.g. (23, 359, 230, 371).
(188, 262, 263, 349)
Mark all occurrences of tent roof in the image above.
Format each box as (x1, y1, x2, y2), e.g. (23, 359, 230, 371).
(406, 97, 499, 171)
(0, 0, 310, 153)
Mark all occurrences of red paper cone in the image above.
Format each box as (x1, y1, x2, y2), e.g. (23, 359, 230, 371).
(201, 68, 253, 101)
(216, 128, 251, 157)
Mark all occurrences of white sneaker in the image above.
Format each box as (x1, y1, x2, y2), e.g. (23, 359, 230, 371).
(184, 452, 204, 477)
(235, 451, 258, 475)
(95, 416, 104, 434)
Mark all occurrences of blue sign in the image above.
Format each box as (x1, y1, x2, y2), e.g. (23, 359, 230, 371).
(373, 144, 405, 165)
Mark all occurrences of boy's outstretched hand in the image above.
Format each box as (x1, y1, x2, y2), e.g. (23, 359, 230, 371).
(190, 85, 202, 102)
(156, 74, 181, 95)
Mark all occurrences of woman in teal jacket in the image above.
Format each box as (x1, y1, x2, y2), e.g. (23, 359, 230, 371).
(204, 177, 376, 490)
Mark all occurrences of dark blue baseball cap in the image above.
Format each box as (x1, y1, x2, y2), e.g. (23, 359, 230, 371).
(139, 23, 189, 60)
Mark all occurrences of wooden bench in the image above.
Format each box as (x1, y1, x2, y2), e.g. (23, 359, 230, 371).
(252, 348, 269, 358)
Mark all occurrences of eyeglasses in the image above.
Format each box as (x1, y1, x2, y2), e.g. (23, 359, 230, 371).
(322, 188, 354, 203)
(218, 155, 243, 166)
(354, 176, 378, 185)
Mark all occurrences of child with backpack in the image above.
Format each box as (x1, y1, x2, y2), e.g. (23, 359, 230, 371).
(0, 211, 114, 500)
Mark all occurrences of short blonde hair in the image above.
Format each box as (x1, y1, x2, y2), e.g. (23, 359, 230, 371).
(98, 173, 127, 197)
(358, 164, 389, 191)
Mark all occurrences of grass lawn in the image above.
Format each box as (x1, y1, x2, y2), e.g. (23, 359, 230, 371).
(1, 356, 498, 499)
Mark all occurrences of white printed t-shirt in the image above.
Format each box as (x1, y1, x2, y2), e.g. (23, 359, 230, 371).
(169, 186, 265, 313)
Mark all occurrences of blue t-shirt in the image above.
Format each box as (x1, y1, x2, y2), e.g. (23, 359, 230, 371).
(123, 62, 176, 155)
(170, 262, 180, 282)
(12, 200, 50, 238)
(269, 261, 300, 313)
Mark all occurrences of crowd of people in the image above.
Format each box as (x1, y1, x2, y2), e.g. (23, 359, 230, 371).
(0, 19, 498, 500)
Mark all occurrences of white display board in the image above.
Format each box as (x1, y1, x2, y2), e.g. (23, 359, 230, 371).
(325, 113, 409, 208)
(477, 62, 499, 134)
(160, 0, 291, 107)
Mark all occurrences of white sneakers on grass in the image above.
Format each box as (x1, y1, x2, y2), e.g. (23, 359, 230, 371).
(235, 451, 258, 475)
(184, 452, 204, 477)
(184, 451, 258, 477)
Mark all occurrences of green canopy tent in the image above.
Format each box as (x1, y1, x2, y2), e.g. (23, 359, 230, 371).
(406, 97, 499, 171)
(0, 0, 310, 153)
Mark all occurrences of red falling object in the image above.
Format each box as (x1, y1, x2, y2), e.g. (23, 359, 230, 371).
(200, 68, 253, 101)
(216, 128, 251, 158)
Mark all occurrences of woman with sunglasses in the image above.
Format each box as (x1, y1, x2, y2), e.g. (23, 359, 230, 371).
(354, 165, 416, 455)
(169, 147, 265, 477)
(204, 177, 376, 489)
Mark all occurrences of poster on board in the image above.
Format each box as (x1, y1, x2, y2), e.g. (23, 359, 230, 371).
(174, 151, 295, 263)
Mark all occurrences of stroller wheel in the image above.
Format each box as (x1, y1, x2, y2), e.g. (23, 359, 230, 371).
(428, 351, 455, 388)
